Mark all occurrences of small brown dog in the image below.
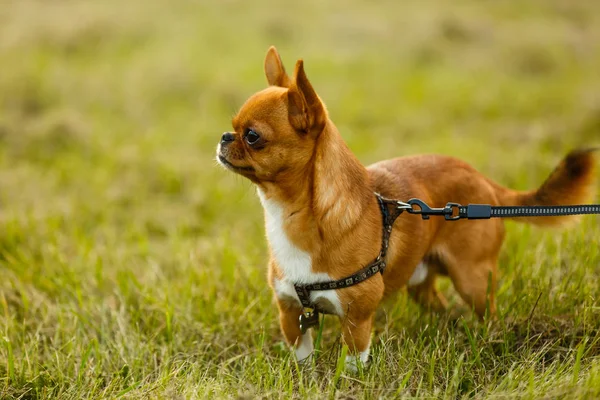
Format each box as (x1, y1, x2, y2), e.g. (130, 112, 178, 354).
(217, 46, 596, 368)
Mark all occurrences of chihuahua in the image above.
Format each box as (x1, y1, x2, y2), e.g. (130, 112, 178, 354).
(217, 46, 596, 368)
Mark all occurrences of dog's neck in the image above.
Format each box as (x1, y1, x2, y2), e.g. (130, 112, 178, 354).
(312, 121, 374, 233)
(258, 121, 374, 250)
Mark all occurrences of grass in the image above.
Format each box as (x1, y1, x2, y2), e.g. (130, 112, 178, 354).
(1, 0, 600, 398)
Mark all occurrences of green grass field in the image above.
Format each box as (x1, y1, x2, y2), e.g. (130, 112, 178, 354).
(2, 0, 600, 398)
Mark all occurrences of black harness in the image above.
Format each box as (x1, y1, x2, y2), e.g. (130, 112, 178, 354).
(294, 195, 600, 333)
(295, 194, 410, 333)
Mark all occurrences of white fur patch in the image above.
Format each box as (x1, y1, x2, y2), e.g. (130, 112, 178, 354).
(345, 343, 371, 373)
(257, 189, 343, 316)
(295, 331, 314, 362)
(407, 262, 428, 287)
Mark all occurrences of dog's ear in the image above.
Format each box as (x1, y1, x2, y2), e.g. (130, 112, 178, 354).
(264, 46, 291, 88)
(287, 60, 326, 135)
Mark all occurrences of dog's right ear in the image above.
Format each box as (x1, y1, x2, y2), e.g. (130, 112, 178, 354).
(287, 60, 326, 136)
(264, 46, 291, 88)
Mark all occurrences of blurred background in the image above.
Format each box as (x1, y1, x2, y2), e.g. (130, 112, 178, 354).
(1, 0, 600, 398)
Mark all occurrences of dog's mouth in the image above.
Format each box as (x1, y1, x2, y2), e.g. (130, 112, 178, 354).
(218, 154, 255, 173)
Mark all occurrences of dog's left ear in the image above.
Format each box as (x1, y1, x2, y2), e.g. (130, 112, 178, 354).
(287, 60, 326, 135)
(264, 46, 291, 88)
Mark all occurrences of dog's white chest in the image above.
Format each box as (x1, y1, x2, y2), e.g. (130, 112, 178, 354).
(257, 190, 343, 316)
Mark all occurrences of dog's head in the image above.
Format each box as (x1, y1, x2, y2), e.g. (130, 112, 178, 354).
(217, 47, 327, 183)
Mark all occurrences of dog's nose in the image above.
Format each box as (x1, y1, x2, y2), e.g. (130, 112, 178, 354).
(221, 132, 235, 145)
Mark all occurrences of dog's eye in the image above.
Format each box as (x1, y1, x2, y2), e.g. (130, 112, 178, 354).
(245, 129, 260, 145)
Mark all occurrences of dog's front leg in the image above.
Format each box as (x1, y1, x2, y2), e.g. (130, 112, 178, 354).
(341, 312, 373, 372)
(276, 299, 314, 362)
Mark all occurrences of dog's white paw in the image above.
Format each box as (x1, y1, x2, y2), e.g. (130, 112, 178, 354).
(344, 347, 370, 373)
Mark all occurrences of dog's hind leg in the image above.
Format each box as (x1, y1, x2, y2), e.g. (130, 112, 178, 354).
(436, 219, 503, 319)
(407, 267, 448, 312)
(446, 258, 498, 319)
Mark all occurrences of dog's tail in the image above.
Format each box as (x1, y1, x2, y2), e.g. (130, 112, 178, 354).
(491, 148, 598, 227)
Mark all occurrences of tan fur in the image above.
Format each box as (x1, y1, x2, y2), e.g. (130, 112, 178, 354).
(218, 47, 598, 359)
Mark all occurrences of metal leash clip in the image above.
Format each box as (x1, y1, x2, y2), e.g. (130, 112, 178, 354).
(406, 198, 462, 220)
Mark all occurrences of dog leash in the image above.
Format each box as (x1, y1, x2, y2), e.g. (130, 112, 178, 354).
(399, 198, 600, 220)
(294, 194, 600, 333)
